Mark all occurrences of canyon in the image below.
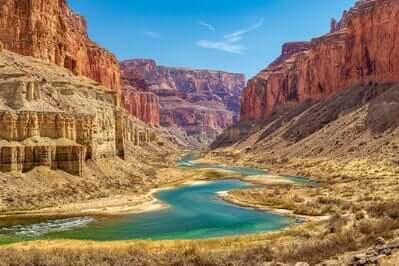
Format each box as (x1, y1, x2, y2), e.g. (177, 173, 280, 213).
(0, 0, 246, 145)
(241, 0, 399, 122)
(0, 48, 158, 176)
(0, 46, 183, 214)
(0, 0, 182, 214)
(121, 59, 245, 144)
(212, 0, 399, 175)
(2, 0, 399, 265)
(204, 2, 399, 264)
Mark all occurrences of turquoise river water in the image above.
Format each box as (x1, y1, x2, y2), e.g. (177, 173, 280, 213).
(0, 153, 311, 244)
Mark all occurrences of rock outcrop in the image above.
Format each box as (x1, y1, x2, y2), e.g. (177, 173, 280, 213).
(0, 0, 121, 91)
(0, 49, 156, 176)
(122, 90, 160, 127)
(120, 59, 245, 143)
(121, 67, 160, 127)
(241, 0, 399, 121)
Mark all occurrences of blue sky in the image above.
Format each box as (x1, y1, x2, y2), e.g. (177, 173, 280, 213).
(69, 0, 356, 79)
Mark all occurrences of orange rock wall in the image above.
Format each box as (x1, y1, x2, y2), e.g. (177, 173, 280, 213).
(241, 0, 399, 121)
(120, 59, 245, 139)
(0, 0, 121, 91)
(122, 90, 160, 127)
(121, 65, 161, 126)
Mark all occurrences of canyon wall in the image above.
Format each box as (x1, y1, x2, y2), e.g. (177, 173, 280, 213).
(0, 49, 156, 176)
(121, 67, 160, 127)
(241, 0, 399, 121)
(120, 59, 245, 143)
(122, 90, 160, 127)
(0, 0, 121, 91)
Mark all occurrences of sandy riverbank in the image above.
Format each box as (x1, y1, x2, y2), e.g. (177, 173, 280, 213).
(0, 158, 309, 220)
(0, 186, 173, 218)
(0, 167, 235, 218)
(217, 191, 329, 222)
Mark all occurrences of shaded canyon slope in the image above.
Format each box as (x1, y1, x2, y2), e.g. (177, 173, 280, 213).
(120, 59, 245, 145)
(211, 0, 399, 171)
(212, 82, 399, 166)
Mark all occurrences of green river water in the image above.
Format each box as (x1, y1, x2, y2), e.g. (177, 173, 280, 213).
(0, 153, 312, 244)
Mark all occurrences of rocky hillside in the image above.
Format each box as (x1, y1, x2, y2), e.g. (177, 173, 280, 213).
(120, 59, 245, 144)
(241, 0, 399, 122)
(0, 0, 181, 213)
(211, 82, 399, 169)
(211, 0, 399, 172)
(0, 45, 182, 213)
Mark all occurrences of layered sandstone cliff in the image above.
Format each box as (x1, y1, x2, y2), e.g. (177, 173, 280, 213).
(0, 49, 156, 176)
(122, 90, 160, 127)
(0, 0, 121, 91)
(121, 68, 160, 127)
(120, 59, 245, 143)
(241, 0, 399, 121)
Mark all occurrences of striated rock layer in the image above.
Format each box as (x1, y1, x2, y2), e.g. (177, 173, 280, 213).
(241, 0, 399, 121)
(120, 59, 245, 143)
(0, 49, 156, 176)
(0, 0, 121, 91)
(121, 68, 160, 127)
(122, 90, 160, 127)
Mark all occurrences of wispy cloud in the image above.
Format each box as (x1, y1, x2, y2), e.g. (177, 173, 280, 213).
(196, 40, 245, 54)
(198, 20, 216, 32)
(144, 31, 161, 39)
(224, 19, 264, 40)
(196, 18, 264, 54)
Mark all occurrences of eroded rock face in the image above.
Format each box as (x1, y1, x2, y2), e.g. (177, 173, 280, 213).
(122, 90, 160, 127)
(0, 0, 121, 91)
(120, 59, 245, 143)
(121, 67, 160, 126)
(241, 0, 399, 121)
(0, 50, 156, 176)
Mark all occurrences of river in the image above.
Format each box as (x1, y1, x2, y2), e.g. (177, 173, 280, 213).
(0, 153, 307, 243)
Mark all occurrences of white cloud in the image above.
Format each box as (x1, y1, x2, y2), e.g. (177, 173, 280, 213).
(144, 31, 161, 39)
(224, 19, 264, 40)
(196, 40, 245, 54)
(196, 18, 264, 54)
(199, 20, 216, 32)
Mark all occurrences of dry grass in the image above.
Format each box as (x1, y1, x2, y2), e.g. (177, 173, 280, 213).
(228, 184, 347, 217)
(2, 212, 399, 265)
(380, 251, 399, 265)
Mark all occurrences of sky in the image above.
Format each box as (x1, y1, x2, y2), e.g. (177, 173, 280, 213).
(68, 0, 356, 79)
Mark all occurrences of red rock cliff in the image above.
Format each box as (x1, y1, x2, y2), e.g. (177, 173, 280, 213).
(0, 0, 121, 91)
(241, 0, 399, 121)
(121, 67, 160, 126)
(120, 59, 245, 142)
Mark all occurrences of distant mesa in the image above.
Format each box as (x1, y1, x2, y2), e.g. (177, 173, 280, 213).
(120, 59, 246, 145)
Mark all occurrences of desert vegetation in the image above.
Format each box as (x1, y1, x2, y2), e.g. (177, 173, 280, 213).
(1, 210, 399, 265)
